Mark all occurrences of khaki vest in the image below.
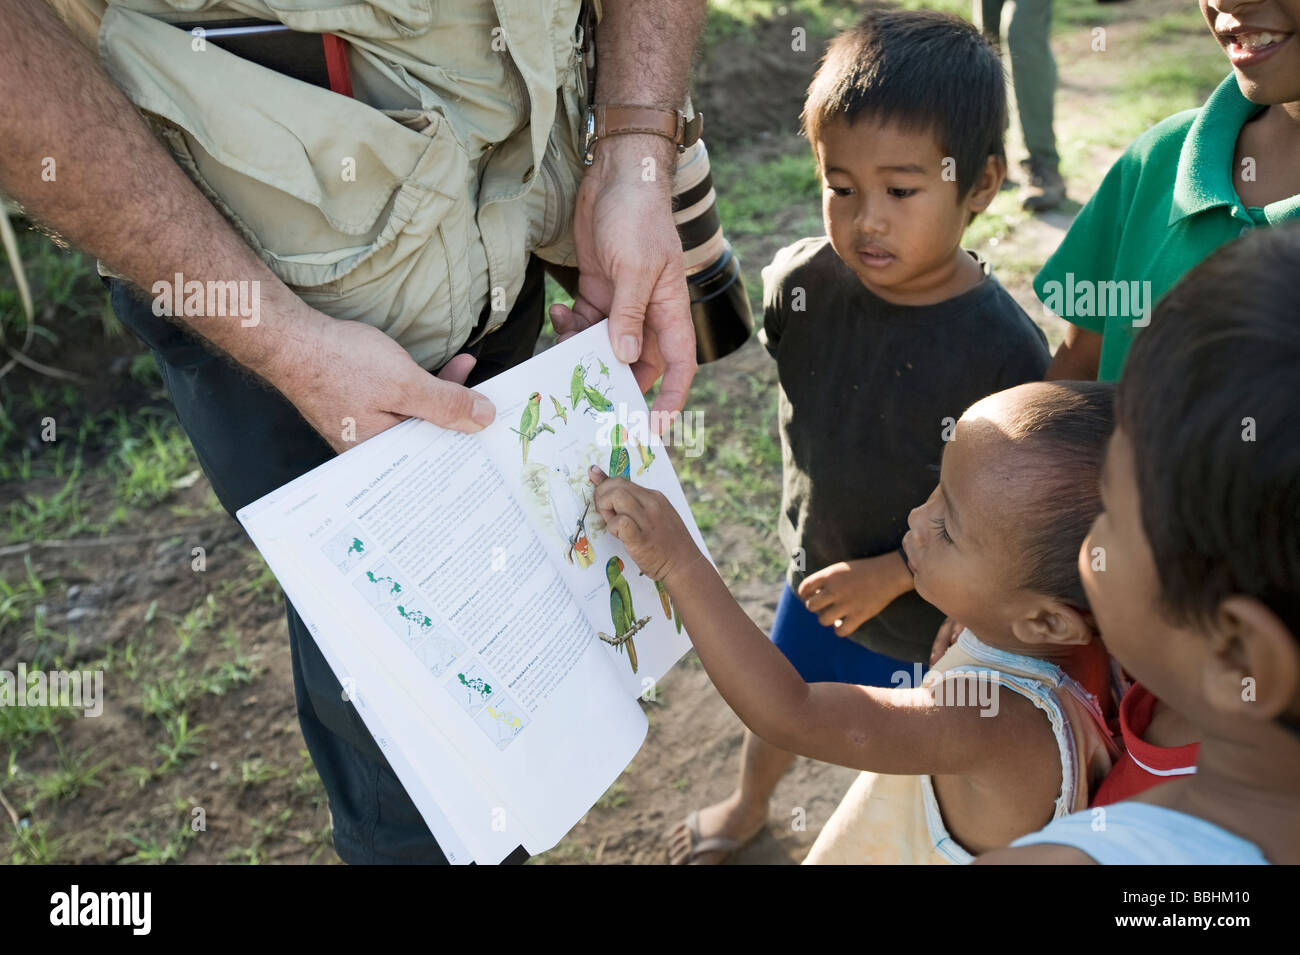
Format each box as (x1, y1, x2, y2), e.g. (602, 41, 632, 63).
(49, 0, 587, 369)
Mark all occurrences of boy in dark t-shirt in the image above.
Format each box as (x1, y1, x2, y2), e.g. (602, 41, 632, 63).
(668, 10, 1049, 864)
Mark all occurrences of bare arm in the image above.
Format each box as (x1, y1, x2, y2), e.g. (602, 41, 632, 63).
(1045, 325, 1103, 381)
(0, 0, 492, 447)
(590, 470, 1049, 778)
(974, 844, 1098, 864)
(0, 0, 299, 376)
(595, 0, 705, 114)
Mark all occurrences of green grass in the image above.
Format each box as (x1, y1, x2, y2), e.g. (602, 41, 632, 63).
(112, 414, 200, 507)
(713, 149, 821, 239)
(0, 670, 83, 756)
(671, 371, 786, 581)
(703, 0, 863, 44)
(0, 229, 109, 336)
(33, 746, 107, 803)
(0, 556, 48, 638)
(5, 467, 93, 544)
(8, 818, 61, 864)
(120, 803, 199, 865)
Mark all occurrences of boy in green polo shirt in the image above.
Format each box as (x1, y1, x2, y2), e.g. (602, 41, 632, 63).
(1043, 0, 1300, 382)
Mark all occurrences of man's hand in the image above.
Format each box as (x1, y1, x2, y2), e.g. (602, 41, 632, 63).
(797, 553, 915, 637)
(551, 134, 696, 428)
(550, 0, 706, 429)
(589, 466, 700, 583)
(268, 310, 494, 453)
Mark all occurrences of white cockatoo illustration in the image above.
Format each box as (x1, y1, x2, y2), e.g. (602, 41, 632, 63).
(547, 462, 594, 568)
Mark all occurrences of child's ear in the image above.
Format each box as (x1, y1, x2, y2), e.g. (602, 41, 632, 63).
(1202, 596, 1300, 724)
(1010, 600, 1093, 648)
(965, 154, 1006, 215)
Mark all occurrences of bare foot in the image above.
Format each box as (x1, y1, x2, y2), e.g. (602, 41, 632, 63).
(666, 794, 768, 865)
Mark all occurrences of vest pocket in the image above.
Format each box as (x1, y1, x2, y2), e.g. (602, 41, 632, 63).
(260, 0, 435, 40)
(101, 5, 478, 366)
(136, 0, 438, 40)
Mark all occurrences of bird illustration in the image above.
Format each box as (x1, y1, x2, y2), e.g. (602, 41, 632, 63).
(570, 364, 586, 410)
(608, 424, 631, 479)
(549, 394, 568, 425)
(547, 463, 593, 568)
(597, 358, 610, 378)
(655, 578, 682, 633)
(571, 363, 613, 416)
(583, 378, 614, 414)
(599, 556, 646, 673)
(515, 392, 554, 463)
(632, 432, 655, 474)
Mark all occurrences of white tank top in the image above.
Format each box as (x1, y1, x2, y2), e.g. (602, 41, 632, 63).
(1011, 802, 1268, 864)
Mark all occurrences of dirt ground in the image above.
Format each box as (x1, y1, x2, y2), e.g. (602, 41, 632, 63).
(0, 0, 1222, 865)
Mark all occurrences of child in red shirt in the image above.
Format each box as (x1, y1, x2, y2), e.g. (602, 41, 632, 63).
(1091, 683, 1199, 805)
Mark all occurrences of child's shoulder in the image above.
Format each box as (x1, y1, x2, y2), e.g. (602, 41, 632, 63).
(761, 235, 845, 292)
(947, 258, 1048, 351)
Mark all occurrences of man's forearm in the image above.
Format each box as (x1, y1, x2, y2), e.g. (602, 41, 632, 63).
(0, 0, 315, 381)
(595, 0, 706, 111)
(588, 0, 708, 178)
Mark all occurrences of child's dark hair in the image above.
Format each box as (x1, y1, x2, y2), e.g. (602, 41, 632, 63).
(998, 381, 1116, 610)
(800, 9, 1007, 196)
(1116, 225, 1300, 639)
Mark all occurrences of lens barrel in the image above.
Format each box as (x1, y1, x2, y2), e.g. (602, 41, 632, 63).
(672, 138, 754, 363)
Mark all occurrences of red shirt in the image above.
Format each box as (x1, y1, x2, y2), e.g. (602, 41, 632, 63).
(1091, 682, 1199, 806)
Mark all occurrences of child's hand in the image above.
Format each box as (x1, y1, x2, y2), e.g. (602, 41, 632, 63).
(589, 467, 699, 583)
(797, 552, 913, 637)
(930, 616, 964, 665)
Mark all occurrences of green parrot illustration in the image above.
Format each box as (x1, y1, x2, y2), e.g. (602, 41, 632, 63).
(515, 392, 554, 463)
(583, 379, 614, 414)
(608, 424, 631, 479)
(549, 394, 568, 424)
(654, 578, 682, 633)
(632, 433, 655, 474)
(597, 358, 611, 378)
(603, 556, 639, 673)
(570, 364, 586, 410)
(570, 363, 614, 416)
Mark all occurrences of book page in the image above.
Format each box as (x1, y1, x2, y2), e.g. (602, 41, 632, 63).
(471, 322, 713, 698)
(238, 417, 646, 860)
(256, 530, 488, 864)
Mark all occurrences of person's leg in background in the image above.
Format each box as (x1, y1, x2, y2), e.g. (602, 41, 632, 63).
(974, 0, 1006, 46)
(666, 583, 921, 864)
(973, 0, 1017, 192)
(1006, 0, 1065, 211)
(973, 0, 1064, 211)
(105, 255, 546, 864)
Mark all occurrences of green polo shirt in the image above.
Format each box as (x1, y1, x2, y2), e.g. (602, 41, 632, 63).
(1034, 74, 1300, 381)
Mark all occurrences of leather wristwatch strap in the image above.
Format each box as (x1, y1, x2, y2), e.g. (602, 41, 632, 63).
(583, 103, 703, 164)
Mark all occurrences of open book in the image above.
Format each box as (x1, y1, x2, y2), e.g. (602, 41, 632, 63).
(237, 322, 711, 864)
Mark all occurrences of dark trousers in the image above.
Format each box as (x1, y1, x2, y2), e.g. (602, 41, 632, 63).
(108, 257, 546, 864)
